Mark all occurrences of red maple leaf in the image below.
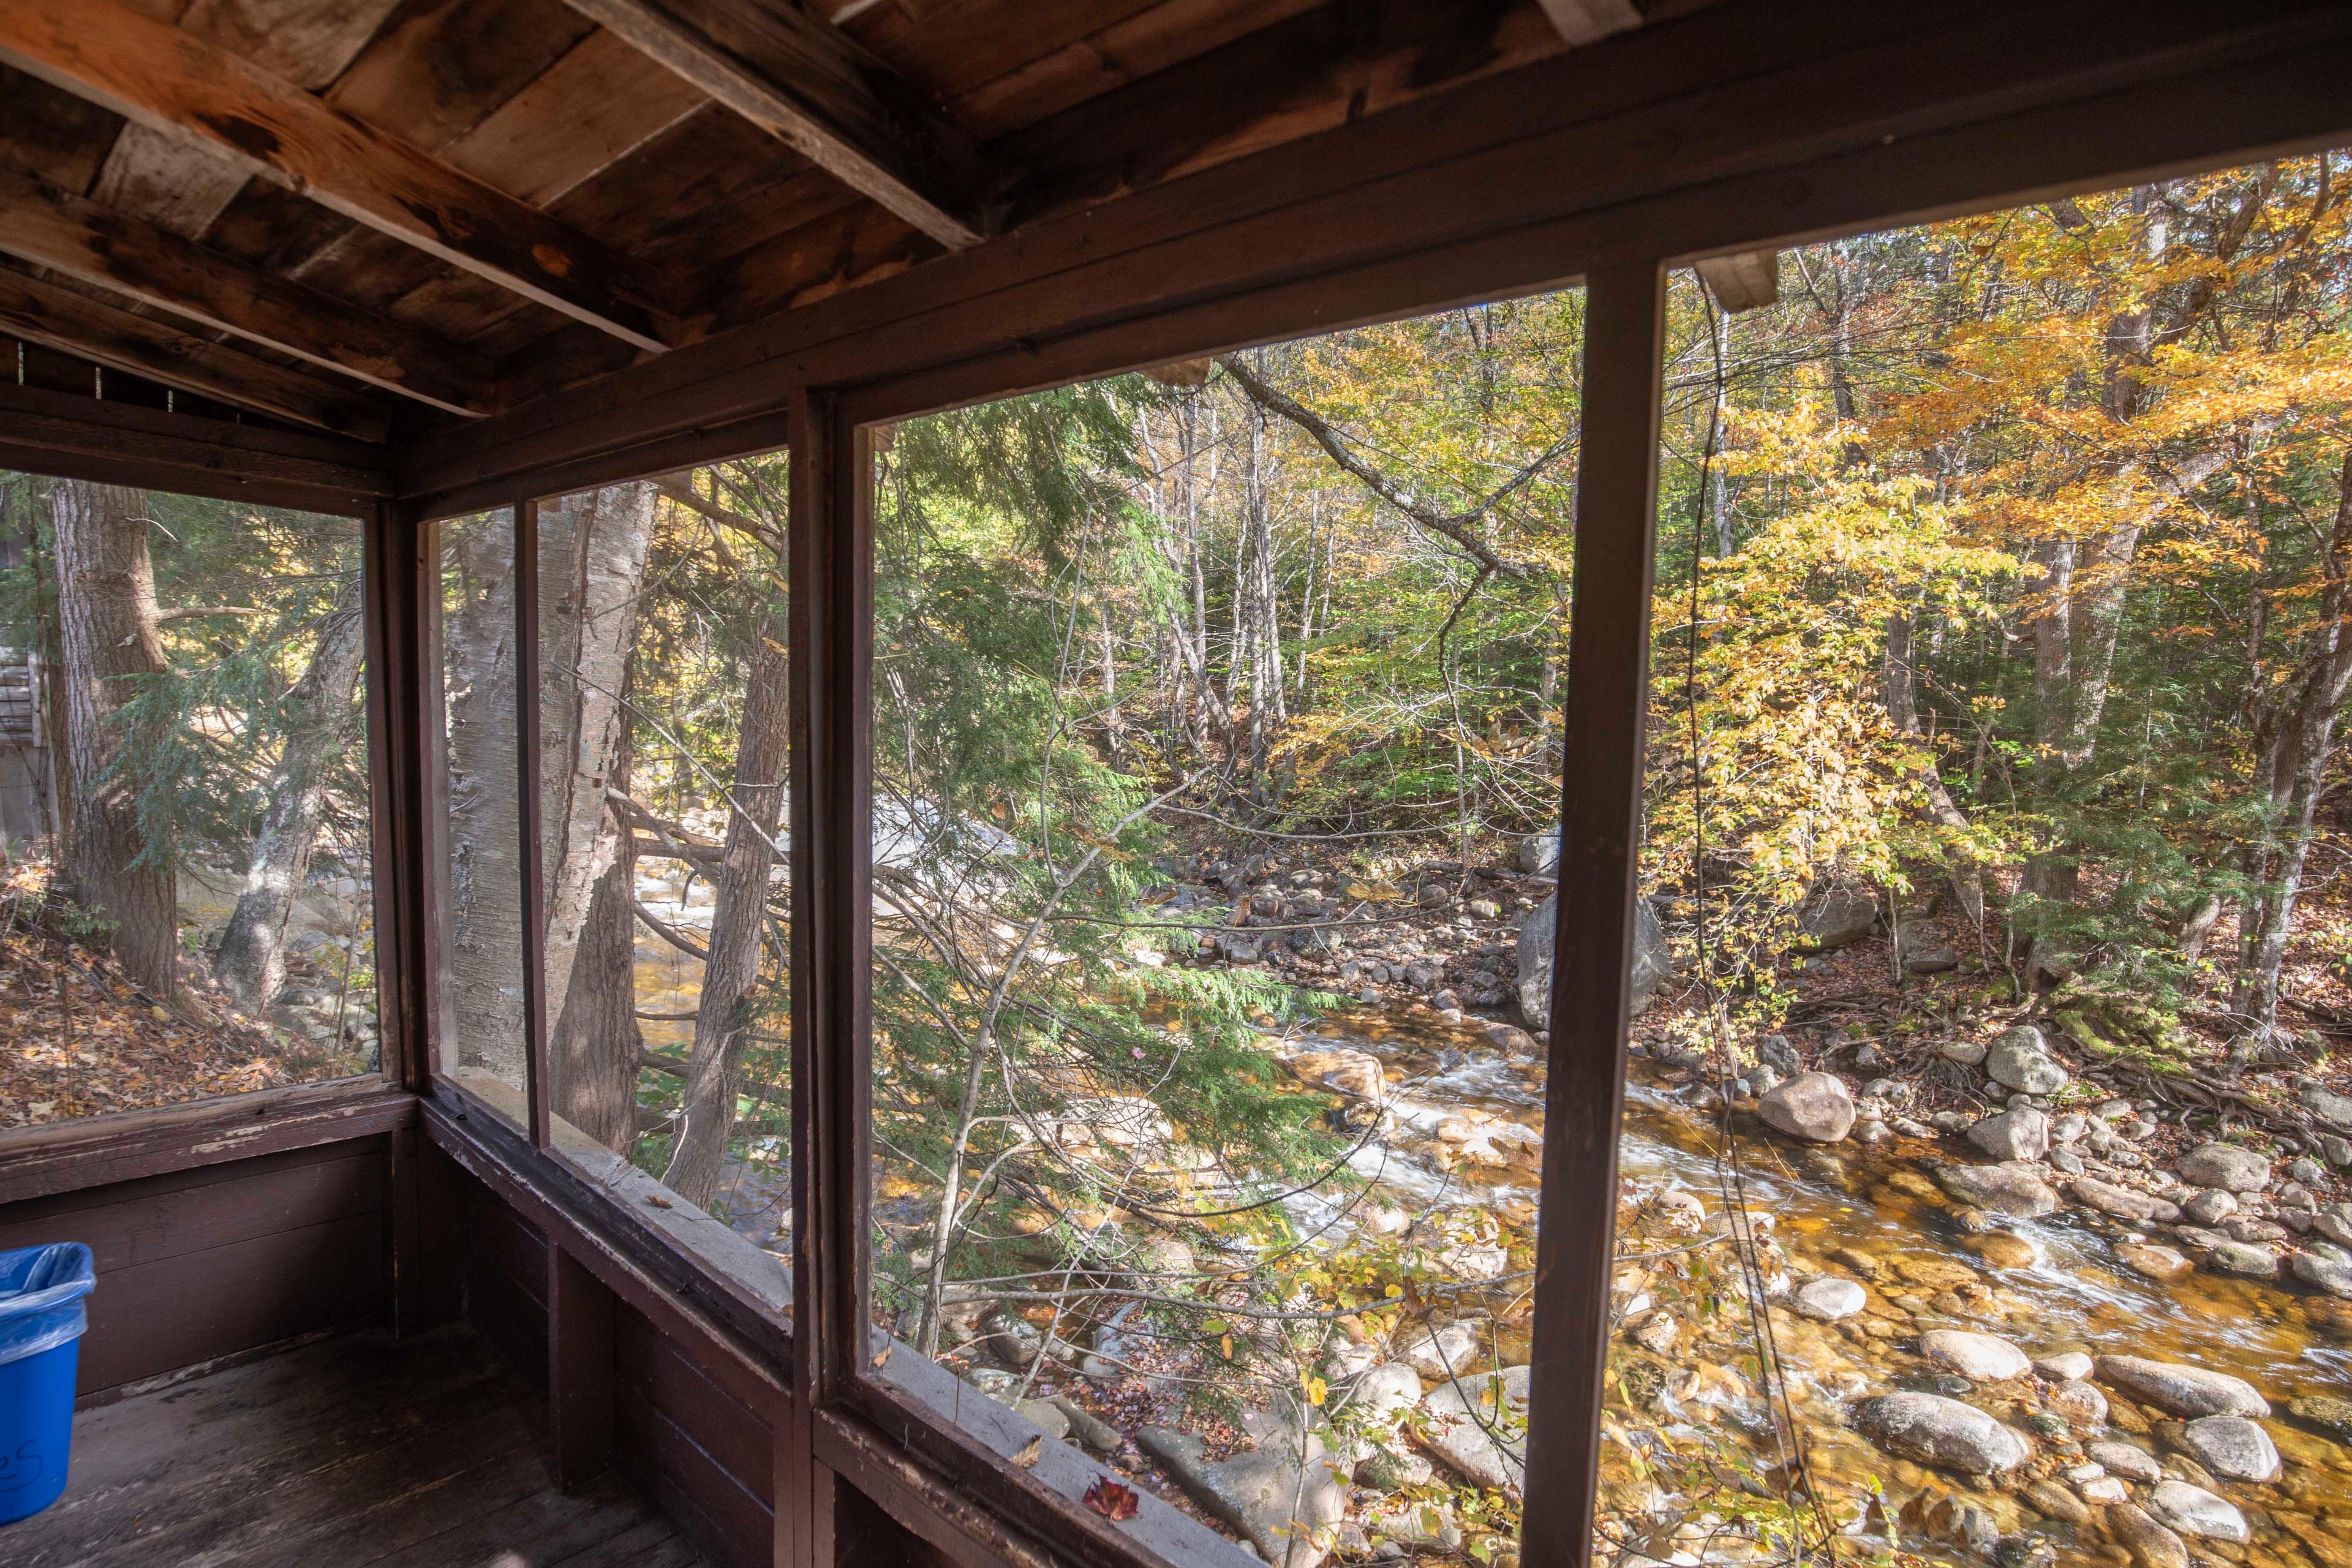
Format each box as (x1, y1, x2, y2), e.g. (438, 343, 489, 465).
(1083, 1477, 1139, 1521)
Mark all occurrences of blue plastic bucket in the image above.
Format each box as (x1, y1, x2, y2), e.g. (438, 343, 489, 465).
(0, 1242, 93, 1527)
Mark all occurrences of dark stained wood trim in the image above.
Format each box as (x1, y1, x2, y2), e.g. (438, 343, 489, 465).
(0, 265, 394, 441)
(513, 498, 553, 1147)
(1519, 260, 1662, 1568)
(561, 0, 995, 249)
(550, 1243, 620, 1489)
(420, 1087, 793, 1408)
(0, 1079, 417, 1205)
(0, 0, 684, 353)
(0, 378, 390, 512)
(402, 0, 2352, 511)
(0, 164, 498, 415)
(366, 499, 434, 1094)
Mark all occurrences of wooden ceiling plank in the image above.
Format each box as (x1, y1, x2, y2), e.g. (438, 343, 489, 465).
(446, 28, 709, 208)
(1534, 0, 1642, 46)
(88, 123, 248, 240)
(0, 164, 496, 413)
(0, 263, 393, 439)
(560, 0, 997, 249)
(0, 0, 684, 352)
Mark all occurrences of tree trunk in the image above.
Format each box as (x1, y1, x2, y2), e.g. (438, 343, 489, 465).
(442, 511, 527, 1084)
(663, 605, 790, 1208)
(1883, 608, 1985, 927)
(550, 718, 646, 1152)
(538, 483, 656, 1038)
(213, 583, 366, 1012)
(50, 478, 179, 1000)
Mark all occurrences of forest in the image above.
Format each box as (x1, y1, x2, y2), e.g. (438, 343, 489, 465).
(13, 153, 2352, 1568)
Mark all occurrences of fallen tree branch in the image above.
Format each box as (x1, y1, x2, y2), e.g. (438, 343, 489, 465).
(632, 899, 710, 961)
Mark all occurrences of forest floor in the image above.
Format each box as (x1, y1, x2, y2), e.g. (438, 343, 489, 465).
(0, 858, 318, 1128)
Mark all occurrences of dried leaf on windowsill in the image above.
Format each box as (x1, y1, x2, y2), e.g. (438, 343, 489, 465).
(1084, 1477, 1139, 1520)
(1010, 1435, 1042, 1469)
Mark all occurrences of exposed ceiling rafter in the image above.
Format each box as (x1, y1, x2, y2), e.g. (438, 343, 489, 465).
(560, 0, 998, 249)
(0, 166, 498, 416)
(0, 0, 685, 354)
(1534, 0, 1643, 47)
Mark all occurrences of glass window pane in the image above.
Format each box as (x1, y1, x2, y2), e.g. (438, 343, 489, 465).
(537, 467, 793, 1293)
(1, 473, 377, 1128)
(437, 506, 528, 1116)
(1610, 153, 2352, 1568)
(866, 306, 1583, 1564)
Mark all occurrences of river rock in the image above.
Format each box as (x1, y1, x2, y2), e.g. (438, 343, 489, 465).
(1986, 1028, 2070, 1095)
(1359, 1494, 1460, 1553)
(1517, 825, 1562, 875)
(2176, 1142, 2272, 1194)
(1934, 1161, 2060, 1219)
(1051, 1397, 1123, 1455)
(2092, 1441, 2166, 1481)
(2116, 1243, 2194, 1282)
(1969, 1231, 2038, 1269)
(2107, 1502, 2192, 1568)
(2182, 1188, 2239, 1226)
(2301, 1081, 2352, 1129)
(1287, 1049, 1387, 1100)
(1852, 1391, 2031, 1475)
(1343, 1363, 1425, 1427)
(2146, 1480, 2248, 1542)
(1397, 1321, 1482, 1379)
(1517, 892, 1669, 1029)
(2286, 1395, 2352, 1443)
(2095, 1357, 2271, 1418)
(1798, 884, 1880, 949)
(2025, 1479, 2091, 1526)
(2291, 1246, 2352, 1298)
(2176, 1414, 2280, 1482)
(1939, 1039, 1989, 1068)
(1202, 1440, 1351, 1568)
(2315, 1202, 2352, 1248)
(2036, 1351, 2095, 1382)
(2207, 1240, 2280, 1278)
(2068, 1177, 2180, 1223)
(1417, 1366, 1529, 1488)
(1795, 1277, 1868, 1321)
(2050, 1379, 2109, 1426)
(1969, 1105, 2051, 1163)
(1758, 1073, 1856, 1144)
(1920, 1329, 2032, 1382)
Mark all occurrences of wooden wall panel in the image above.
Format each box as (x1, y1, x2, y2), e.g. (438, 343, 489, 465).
(615, 1306, 776, 1568)
(0, 1138, 391, 1396)
(464, 1167, 552, 1390)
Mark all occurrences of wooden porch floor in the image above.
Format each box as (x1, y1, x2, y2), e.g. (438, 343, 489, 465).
(4, 1324, 706, 1567)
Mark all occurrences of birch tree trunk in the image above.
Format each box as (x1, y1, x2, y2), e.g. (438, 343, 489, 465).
(442, 511, 527, 1084)
(551, 715, 645, 1152)
(50, 478, 179, 1001)
(663, 605, 790, 1208)
(213, 582, 366, 1012)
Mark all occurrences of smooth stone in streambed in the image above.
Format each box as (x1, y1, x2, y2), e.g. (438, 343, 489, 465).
(2291, 1247, 2352, 1298)
(2107, 1502, 2192, 1568)
(1418, 1366, 1529, 1489)
(2207, 1240, 2280, 1278)
(2176, 1142, 2272, 1194)
(2315, 1202, 2352, 1248)
(1795, 1277, 1867, 1321)
(2091, 1441, 2165, 1481)
(1341, 1363, 1424, 1425)
(1919, 1329, 2032, 1382)
(2036, 1352, 2095, 1382)
(2116, 1243, 2194, 1282)
(2176, 1414, 2280, 1482)
(1969, 1104, 2051, 1163)
(1940, 1039, 1989, 1067)
(1970, 1231, 2039, 1269)
(1140, 1425, 1348, 1568)
(1397, 1321, 1482, 1379)
(2069, 1176, 2180, 1223)
(2025, 1479, 2090, 1526)
(2182, 1188, 2239, 1226)
(2095, 1357, 2271, 1418)
(2049, 1381, 2109, 1426)
(1758, 1072, 1856, 1143)
(1852, 1391, 2031, 1475)
(2145, 1480, 2248, 1542)
(1934, 1161, 2060, 1219)
(2288, 1395, 2352, 1443)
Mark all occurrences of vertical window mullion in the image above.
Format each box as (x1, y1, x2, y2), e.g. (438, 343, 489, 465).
(364, 499, 435, 1093)
(1521, 260, 1666, 1568)
(514, 496, 552, 1147)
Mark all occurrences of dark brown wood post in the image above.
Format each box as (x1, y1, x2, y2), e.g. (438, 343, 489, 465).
(784, 388, 872, 1566)
(364, 498, 431, 1094)
(514, 497, 552, 1146)
(548, 1242, 618, 1489)
(1520, 260, 1665, 1568)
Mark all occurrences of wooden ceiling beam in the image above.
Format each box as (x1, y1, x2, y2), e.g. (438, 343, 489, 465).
(560, 0, 998, 249)
(0, 265, 393, 441)
(0, 0, 684, 353)
(1534, 0, 1642, 47)
(0, 165, 497, 416)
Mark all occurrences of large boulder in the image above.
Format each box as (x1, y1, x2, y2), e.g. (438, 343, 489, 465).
(1416, 1365, 1529, 1488)
(2094, 1356, 2270, 1418)
(1138, 1425, 1349, 1568)
(1516, 892, 1670, 1029)
(2176, 1142, 2272, 1194)
(1758, 1073, 1856, 1144)
(1518, 824, 1562, 876)
(2067, 1177, 2180, 1224)
(1985, 1027, 2070, 1095)
(1967, 1105, 2050, 1163)
(1932, 1161, 2060, 1219)
(1798, 884, 1880, 949)
(1285, 1050, 1387, 1101)
(2299, 1080, 2352, 1129)
(1852, 1392, 2031, 1475)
